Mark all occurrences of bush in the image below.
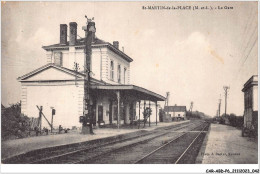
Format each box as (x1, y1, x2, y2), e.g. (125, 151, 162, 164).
(218, 113, 243, 128)
(1, 103, 30, 140)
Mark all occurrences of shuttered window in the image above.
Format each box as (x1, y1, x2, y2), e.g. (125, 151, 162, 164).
(110, 61, 114, 81)
(124, 67, 127, 84)
(117, 64, 121, 83)
(54, 52, 63, 66)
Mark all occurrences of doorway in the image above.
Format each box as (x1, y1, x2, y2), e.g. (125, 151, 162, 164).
(109, 101, 112, 124)
(98, 105, 103, 123)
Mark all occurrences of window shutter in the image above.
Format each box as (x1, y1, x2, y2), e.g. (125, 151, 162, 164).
(54, 52, 63, 66)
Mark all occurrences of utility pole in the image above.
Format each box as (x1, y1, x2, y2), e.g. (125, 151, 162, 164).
(223, 86, 230, 117)
(189, 101, 193, 118)
(81, 16, 96, 134)
(218, 95, 221, 117)
(165, 92, 170, 116)
(74, 62, 79, 86)
(189, 101, 193, 112)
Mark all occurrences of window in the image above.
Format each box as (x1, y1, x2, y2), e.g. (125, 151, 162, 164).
(124, 68, 127, 84)
(110, 61, 114, 80)
(54, 52, 63, 66)
(117, 64, 121, 83)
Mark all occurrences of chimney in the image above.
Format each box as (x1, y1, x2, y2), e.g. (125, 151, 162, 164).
(69, 22, 77, 46)
(113, 41, 119, 49)
(60, 24, 67, 45)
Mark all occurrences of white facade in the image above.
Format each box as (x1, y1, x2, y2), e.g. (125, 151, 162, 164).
(20, 41, 132, 129)
(45, 47, 130, 85)
(172, 111, 186, 118)
(20, 66, 85, 129)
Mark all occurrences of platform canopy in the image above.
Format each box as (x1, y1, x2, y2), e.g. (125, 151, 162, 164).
(90, 84, 165, 102)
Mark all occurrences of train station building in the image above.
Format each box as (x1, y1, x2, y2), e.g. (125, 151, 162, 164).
(18, 21, 165, 129)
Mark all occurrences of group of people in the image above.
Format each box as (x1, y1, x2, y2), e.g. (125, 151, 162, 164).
(33, 125, 70, 136)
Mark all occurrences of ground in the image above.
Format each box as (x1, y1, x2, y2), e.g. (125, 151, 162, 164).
(1, 121, 189, 160)
(197, 123, 258, 164)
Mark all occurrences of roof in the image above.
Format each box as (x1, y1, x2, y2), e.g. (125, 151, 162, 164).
(42, 37, 133, 63)
(242, 75, 258, 92)
(42, 37, 106, 48)
(17, 63, 106, 85)
(17, 64, 165, 101)
(17, 63, 85, 81)
(164, 106, 187, 112)
(91, 84, 165, 101)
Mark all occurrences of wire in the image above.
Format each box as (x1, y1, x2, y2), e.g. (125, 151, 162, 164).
(241, 37, 257, 66)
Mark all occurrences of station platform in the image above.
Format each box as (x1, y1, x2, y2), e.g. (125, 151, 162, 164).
(196, 123, 258, 164)
(2, 120, 190, 160)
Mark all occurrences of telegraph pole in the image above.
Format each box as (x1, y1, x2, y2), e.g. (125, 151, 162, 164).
(81, 16, 96, 134)
(189, 101, 193, 118)
(74, 62, 79, 86)
(218, 95, 221, 117)
(165, 92, 170, 116)
(223, 86, 230, 117)
(189, 101, 193, 112)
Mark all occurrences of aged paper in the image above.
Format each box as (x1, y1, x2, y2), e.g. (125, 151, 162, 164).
(1, 1, 258, 173)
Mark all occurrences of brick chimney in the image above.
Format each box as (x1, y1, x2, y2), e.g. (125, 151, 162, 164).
(113, 41, 119, 49)
(60, 24, 67, 45)
(69, 22, 77, 46)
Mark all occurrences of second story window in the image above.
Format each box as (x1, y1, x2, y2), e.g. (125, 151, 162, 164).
(117, 64, 121, 83)
(54, 52, 63, 66)
(110, 60, 114, 81)
(124, 68, 127, 84)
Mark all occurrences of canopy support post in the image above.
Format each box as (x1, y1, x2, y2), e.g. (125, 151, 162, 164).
(138, 100, 140, 129)
(149, 101, 151, 127)
(156, 101, 158, 126)
(116, 91, 120, 130)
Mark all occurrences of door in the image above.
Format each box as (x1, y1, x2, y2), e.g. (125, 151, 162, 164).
(129, 103, 133, 123)
(98, 105, 103, 123)
(109, 101, 112, 124)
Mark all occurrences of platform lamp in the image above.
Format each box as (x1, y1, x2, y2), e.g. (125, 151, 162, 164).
(50, 107, 55, 133)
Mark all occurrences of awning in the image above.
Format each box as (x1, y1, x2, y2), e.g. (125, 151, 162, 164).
(90, 84, 165, 101)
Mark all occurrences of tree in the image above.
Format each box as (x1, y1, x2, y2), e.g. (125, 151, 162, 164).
(142, 107, 152, 128)
(1, 103, 30, 140)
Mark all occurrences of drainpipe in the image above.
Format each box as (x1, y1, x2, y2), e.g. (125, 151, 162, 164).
(99, 48, 102, 81)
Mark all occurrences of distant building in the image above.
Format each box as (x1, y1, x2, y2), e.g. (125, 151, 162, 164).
(164, 105, 187, 120)
(242, 75, 258, 132)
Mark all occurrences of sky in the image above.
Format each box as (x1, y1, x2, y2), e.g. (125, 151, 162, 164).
(1, 1, 258, 117)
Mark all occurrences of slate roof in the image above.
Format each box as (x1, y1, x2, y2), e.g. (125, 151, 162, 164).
(17, 64, 165, 101)
(91, 84, 165, 101)
(42, 37, 107, 48)
(17, 63, 107, 86)
(42, 37, 133, 62)
(164, 106, 187, 112)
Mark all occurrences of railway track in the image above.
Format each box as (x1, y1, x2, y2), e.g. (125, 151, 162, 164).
(134, 123, 209, 164)
(3, 121, 198, 164)
(84, 122, 209, 164)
